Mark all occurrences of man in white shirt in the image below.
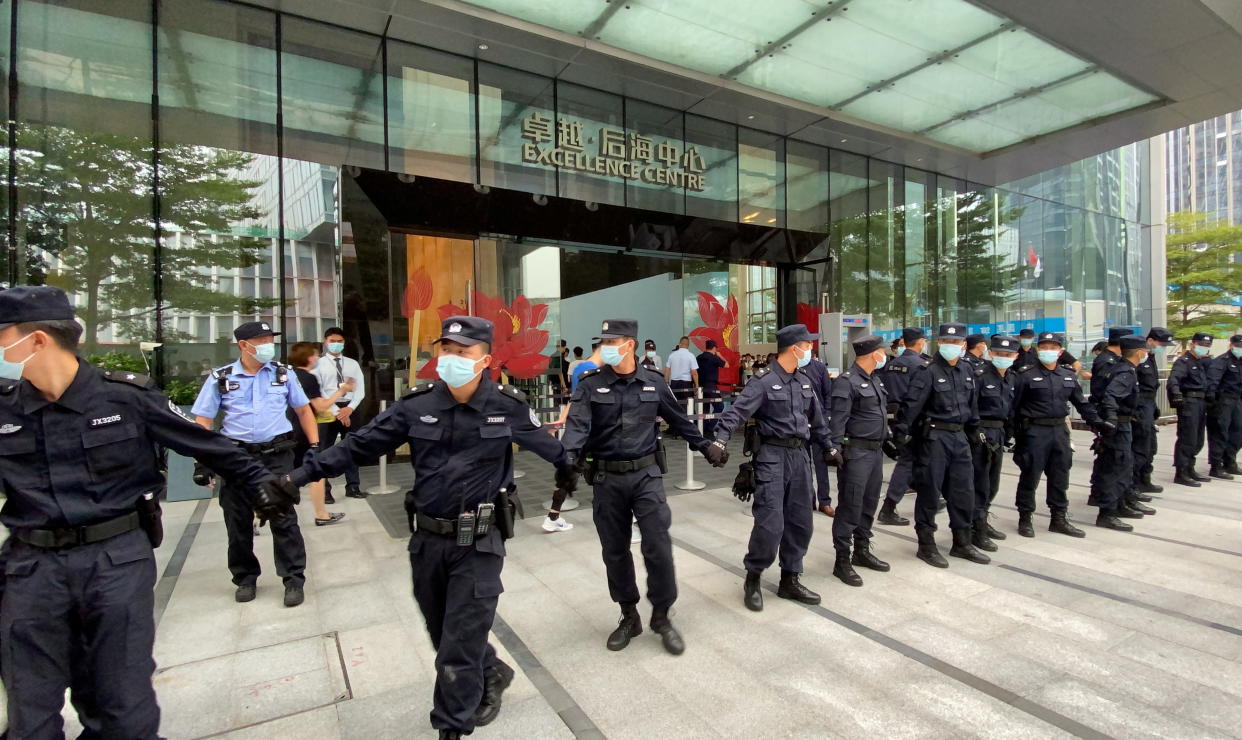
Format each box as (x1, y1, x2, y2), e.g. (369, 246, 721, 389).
(314, 327, 367, 499)
(665, 336, 699, 403)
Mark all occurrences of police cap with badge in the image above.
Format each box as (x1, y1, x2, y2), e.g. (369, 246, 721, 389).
(0, 284, 76, 329)
(1146, 327, 1175, 345)
(435, 315, 494, 346)
(233, 320, 281, 341)
(938, 323, 967, 339)
(901, 327, 925, 345)
(595, 318, 638, 340)
(990, 335, 1019, 352)
(1119, 335, 1148, 351)
(1191, 332, 1214, 346)
(1037, 331, 1063, 346)
(777, 323, 818, 349)
(852, 334, 885, 357)
(1106, 327, 1131, 344)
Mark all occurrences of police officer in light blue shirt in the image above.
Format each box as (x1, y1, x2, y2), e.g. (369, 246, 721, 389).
(192, 321, 317, 607)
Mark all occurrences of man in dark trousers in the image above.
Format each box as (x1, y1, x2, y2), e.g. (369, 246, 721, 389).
(1168, 332, 1216, 486)
(824, 334, 892, 587)
(289, 317, 576, 739)
(893, 323, 988, 568)
(696, 339, 727, 437)
(713, 324, 831, 609)
(1090, 334, 1152, 531)
(970, 335, 1019, 553)
(561, 319, 728, 654)
(0, 286, 283, 739)
(1087, 327, 1128, 499)
(878, 327, 929, 526)
(803, 348, 835, 516)
(1010, 332, 1105, 538)
(1132, 328, 1175, 495)
(1206, 335, 1242, 479)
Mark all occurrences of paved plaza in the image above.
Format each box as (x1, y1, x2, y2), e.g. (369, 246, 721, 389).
(16, 428, 1242, 739)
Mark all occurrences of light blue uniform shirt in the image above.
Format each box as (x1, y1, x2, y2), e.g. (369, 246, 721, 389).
(191, 360, 310, 443)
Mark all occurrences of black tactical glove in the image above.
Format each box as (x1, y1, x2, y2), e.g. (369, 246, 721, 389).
(1093, 419, 1118, 436)
(731, 462, 756, 502)
(1169, 394, 1184, 409)
(881, 439, 900, 461)
(554, 465, 579, 494)
(192, 462, 215, 488)
(823, 447, 844, 467)
(255, 476, 300, 525)
(703, 440, 730, 467)
(970, 429, 987, 447)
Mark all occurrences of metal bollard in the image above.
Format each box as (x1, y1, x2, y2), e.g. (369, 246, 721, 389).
(675, 395, 705, 491)
(366, 400, 401, 494)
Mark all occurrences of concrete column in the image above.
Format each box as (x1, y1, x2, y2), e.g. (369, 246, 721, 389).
(1142, 134, 1168, 331)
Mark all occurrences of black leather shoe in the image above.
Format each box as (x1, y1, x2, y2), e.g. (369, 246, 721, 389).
(985, 515, 1007, 541)
(346, 485, 368, 499)
(235, 584, 256, 603)
(283, 585, 304, 607)
(1131, 490, 1154, 502)
(1209, 467, 1235, 480)
(1126, 498, 1156, 516)
(1225, 463, 1242, 476)
(650, 610, 685, 656)
(1048, 512, 1086, 538)
(324, 490, 336, 504)
(949, 528, 990, 564)
(606, 609, 643, 651)
(851, 538, 890, 572)
(1096, 511, 1133, 532)
(1114, 504, 1144, 519)
(877, 500, 909, 526)
(1191, 468, 1212, 482)
(1017, 511, 1035, 538)
(475, 660, 515, 726)
(971, 519, 998, 552)
(1174, 467, 1202, 487)
(915, 529, 948, 568)
(1136, 476, 1163, 493)
(743, 572, 763, 612)
(776, 573, 821, 605)
(833, 551, 863, 587)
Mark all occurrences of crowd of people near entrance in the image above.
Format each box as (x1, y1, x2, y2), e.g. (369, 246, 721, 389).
(1, 283, 1239, 739)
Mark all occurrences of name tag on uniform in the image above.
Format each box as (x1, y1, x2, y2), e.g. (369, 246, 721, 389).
(596, 387, 610, 393)
(90, 414, 122, 427)
(485, 416, 506, 424)
(802, 384, 810, 389)
(642, 386, 656, 392)
(419, 415, 438, 424)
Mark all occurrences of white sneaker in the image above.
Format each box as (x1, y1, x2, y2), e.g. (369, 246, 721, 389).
(542, 516, 574, 533)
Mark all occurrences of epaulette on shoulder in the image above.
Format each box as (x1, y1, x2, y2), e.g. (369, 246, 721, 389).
(101, 369, 153, 388)
(888, 365, 907, 374)
(498, 383, 528, 403)
(839, 371, 851, 378)
(403, 381, 436, 397)
(753, 367, 771, 378)
(1015, 364, 1035, 374)
(580, 367, 603, 380)
(919, 358, 931, 367)
(0, 378, 17, 394)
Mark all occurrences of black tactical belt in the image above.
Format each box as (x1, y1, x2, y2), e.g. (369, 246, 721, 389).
(844, 438, 881, 450)
(926, 421, 964, 432)
(1184, 391, 1206, 398)
(415, 512, 491, 538)
(1221, 393, 1240, 400)
(1114, 415, 1133, 422)
(598, 453, 658, 472)
(1138, 392, 1157, 400)
(1028, 417, 1066, 426)
(979, 419, 1006, 428)
(231, 432, 296, 455)
(761, 436, 806, 448)
(13, 512, 140, 549)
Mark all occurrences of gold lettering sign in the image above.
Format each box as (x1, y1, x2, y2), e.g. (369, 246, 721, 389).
(519, 112, 707, 192)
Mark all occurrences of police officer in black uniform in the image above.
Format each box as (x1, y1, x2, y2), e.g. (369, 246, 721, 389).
(1132, 328, 1175, 495)
(963, 333, 988, 373)
(1168, 332, 1216, 486)
(893, 323, 988, 567)
(878, 327, 929, 526)
(561, 319, 728, 655)
(1086, 327, 1128, 498)
(713, 324, 832, 609)
(1014, 328, 1038, 370)
(288, 317, 574, 739)
(802, 350, 835, 516)
(1010, 332, 1105, 538)
(970, 335, 1019, 553)
(824, 334, 892, 587)
(1089, 335, 1154, 531)
(0, 286, 282, 739)
(1206, 334, 1242, 479)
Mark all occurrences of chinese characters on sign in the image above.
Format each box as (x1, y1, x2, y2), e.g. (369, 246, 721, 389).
(519, 112, 707, 192)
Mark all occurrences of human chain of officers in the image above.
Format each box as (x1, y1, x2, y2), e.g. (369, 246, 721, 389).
(0, 284, 1239, 739)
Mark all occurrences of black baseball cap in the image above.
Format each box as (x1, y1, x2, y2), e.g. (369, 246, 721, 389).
(1146, 327, 1174, 346)
(234, 320, 281, 341)
(1018, 328, 1036, 338)
(965, 333, 986, 349)
(776, 323, 818, 349)
(1107, 327, 1130, 343)
(852, 334, 885, 356)
(938, 323, 967, 340)
(1119, 335, 1147, 351)
(1191, 332, 1214, 345)
(901, 327, 925, 345)
(990, 335, 1020, 352)
(596, 319, 637, 340)
(435, 316, 493, 346)
(1230, 334, 1242, 346)
(0, 285, 75, 330)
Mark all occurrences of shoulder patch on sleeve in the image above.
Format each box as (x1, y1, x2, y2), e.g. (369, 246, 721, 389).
(499, 384, 528, 403)
(403, 381, 436, 397)
(167, 399, 196, 422)
(0, 379, 17, 394)
(101, 369, 153, 388)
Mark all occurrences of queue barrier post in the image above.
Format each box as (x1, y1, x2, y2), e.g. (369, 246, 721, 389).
(675, 395, 706, 491)
(366, 400, 402, 494)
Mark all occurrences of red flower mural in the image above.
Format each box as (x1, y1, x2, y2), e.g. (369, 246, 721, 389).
(688, 292, 740, 389)
(417, 291, 552, 381)
(401, 266, 433, 318)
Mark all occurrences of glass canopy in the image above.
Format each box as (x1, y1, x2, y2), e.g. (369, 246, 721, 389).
(459, 0, 1159, 154)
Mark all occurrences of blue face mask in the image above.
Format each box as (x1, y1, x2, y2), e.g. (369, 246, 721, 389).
(1232, 347, 1242, 358)
(436, 354, 484, 388)
(646, 351, 657, 358)
(601, 342, 631, 367)
(1037, 349, 1060, 365)
(326, 341, 344, 355)
(793, 345, 812, 368)
(1193, 345, 1211, 357)
(1020, 338, 1033, 348)
(0, 332, 36, 381)
(991, 356, 1014, 370)
(248, 342, 276, 364)
(938, 343, 963, 362)
(873, 352, 887, 370)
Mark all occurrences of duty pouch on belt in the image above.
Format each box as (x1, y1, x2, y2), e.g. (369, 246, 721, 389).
(494, 485, 517, 540)
(742, 421, 759, 458)
(404, 488, 417, 534)
(655, 442, 668, 474)
(584, 457, 600, 485)
(136, 490, 164, 548)
(269, 437, 298, 455)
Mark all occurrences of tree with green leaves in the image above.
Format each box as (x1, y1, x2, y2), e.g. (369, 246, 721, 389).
(12, 123, 280, 350)
(1166, 211, 1242, 343)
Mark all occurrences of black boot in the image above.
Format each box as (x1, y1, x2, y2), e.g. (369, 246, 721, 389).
(851, 537, 890, 572)
(439, 731, 462, 740)
(650, 609, 685, 655)
(1174, 467, 1202, 487)
(1191, 467, 1212, 482)
(776, 572, 821, 605)
(971, 518, 998, 552)
(474, 659, 515, 726)
(1126, 496, 1156, 515)
(949, 528, 991, 564)
(606, 605, 643, 651)
(915, 528, 948, 568)
(1131, 489, 1154, 502)
(833, 550, 863, 587)
(1048, 511, 1086, 538)
(1136, 474, 1162, 493)
(984, 511, 1006, 540)
(1226, 461, 1242, 476)
(1017, 511, 1035, 538)
(742, 572, 763, 612)
(1209, 466, 1235, 480)
(1114, 502, 1144, 519)
(877, 499, 909, 526)
(1095, 509, 1134, 532)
